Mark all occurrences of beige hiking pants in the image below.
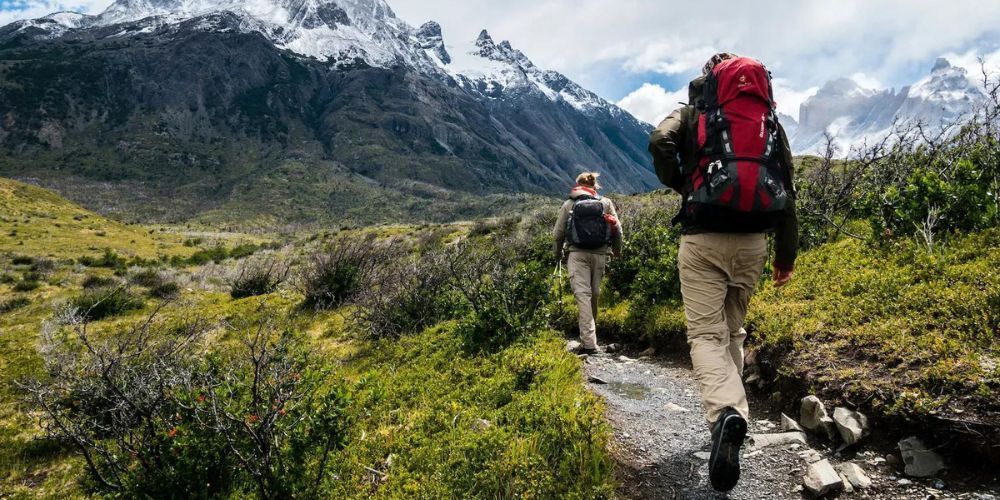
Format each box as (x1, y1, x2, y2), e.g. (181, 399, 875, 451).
(568, 251, 608, 350)
(678, 233, 768, 424)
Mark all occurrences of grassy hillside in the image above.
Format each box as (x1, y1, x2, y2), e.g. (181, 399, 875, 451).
(0, 178, 191, 259)
(0, 180, 613, 498)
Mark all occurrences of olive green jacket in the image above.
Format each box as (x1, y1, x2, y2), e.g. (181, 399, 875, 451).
(648, 77, 799, 271)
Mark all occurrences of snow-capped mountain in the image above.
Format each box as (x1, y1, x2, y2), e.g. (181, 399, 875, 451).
(790, 58, 985, 154)
(0, 0, 656, 224)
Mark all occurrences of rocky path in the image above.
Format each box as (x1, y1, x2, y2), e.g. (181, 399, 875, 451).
(579, 348, 1000, 500)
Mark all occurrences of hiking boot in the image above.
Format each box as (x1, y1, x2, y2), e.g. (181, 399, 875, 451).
(709, 408, 747, 492)
(574, 345, 603, 356)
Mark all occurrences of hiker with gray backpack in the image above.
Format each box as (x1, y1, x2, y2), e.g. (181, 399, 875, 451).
(649, 53, 799, 492)
(553, 172, 623, 355)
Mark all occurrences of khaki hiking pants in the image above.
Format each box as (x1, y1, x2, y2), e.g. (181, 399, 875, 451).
(678, 233, 768, 425)
(568, 251, 608, 350)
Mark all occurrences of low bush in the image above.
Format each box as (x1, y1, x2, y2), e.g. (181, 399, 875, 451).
(230, 258, 288, 299)
(148, 281, 181, 299)
(355, 249, 463, 338)
(128, 268, 165, 288)
(78, 249, 127, 269)
(605, 196, 681, 304)
(299, 238, 391, 310)
(71, 287, 145, 321)
(82, 275, 117, 289)
(0, 297, 30, 314)
(10, 255, 34, 266)
(22, 309, 350, 498)
(13, 279, 40, 292)
(448, 239, 551, 352)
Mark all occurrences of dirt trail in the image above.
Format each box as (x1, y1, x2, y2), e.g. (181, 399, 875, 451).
(581, 349, 1000, 500)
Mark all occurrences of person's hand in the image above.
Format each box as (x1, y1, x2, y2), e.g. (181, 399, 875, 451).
(773, 268, 793, 288)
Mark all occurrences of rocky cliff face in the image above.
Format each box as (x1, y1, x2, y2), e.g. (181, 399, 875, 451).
(0, 0, 657, 224)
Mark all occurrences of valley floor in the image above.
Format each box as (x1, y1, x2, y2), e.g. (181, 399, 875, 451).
(582, 346, 1000, 499)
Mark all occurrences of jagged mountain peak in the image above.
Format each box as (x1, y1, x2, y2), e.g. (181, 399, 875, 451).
(931, 57, 952, 73)
(416, 20, 449, 64)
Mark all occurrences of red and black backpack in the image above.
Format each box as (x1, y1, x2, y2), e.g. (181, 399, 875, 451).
(679, 57, 791, 232)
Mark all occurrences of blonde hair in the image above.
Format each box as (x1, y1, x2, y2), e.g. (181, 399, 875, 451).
(576, 172, 601, 189)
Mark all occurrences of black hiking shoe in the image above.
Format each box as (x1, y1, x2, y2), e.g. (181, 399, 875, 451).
(576, 346, 601, 356)
(709, 408, 747, 492)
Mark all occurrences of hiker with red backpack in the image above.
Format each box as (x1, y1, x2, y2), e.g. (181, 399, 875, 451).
(553, 172, 623, 355)
(649, 53, 799, 492)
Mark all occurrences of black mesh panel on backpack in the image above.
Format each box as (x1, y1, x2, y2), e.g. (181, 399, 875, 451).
(567, 198, 611, 250)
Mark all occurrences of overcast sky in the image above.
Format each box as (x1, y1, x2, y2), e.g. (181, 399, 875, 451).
(4, 0, 1000, 124)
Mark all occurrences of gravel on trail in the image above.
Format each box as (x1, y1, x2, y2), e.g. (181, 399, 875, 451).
(581, 349, 1000, 500)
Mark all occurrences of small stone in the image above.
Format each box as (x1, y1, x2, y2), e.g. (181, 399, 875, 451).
(897, 478, 913, 486)
(639, 347, 656, 357)
(800, 395, 838, 441)
(832, 407, 871, 446)
(839, 473, 855, 494)
(605, 343, 621, 353)
(664, 402, 690, 412)
(898, 436, 947, 477)
(802, 459, 844, 497)
(566, 340, 582, 352)
(750, 432, 808, 449)
(588, 375, 609, 385)
(933, 479, 946, 490)
(798, 449, 823, 463)
(693, 451, 711, 460)
(886, 453, 900, 466)
(781, 413, 806, 433)
(838, 462, 873, 489)
(618, 355, 635, 362)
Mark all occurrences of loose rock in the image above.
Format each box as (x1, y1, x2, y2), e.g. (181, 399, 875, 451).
(664, 402, 690, 412)
(750, 432, 808, 449)
(693, 451, 711, 460)
(898, 436, 947, 477)
(800, 395, 838, 440)
(781, 413, 806, 433)
(798, 449, 824, 464)
(802, 459, 844, 497)
(832, 407, 870, 446)
(566, 340, 582, 351)
(837, 462, 873, 489)
(588, 375, 609, 385)
(639, 347, 656, 357)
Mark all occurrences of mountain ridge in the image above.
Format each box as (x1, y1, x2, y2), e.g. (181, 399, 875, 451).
(0, 0, 657, 226)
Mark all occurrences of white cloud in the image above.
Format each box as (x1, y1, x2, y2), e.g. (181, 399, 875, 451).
(772, 79, 818, 122)
(616, 83, 688, 125)
(849, 73, 882, 90)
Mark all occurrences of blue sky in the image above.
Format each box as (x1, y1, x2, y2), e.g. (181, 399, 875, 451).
(4, 0, 1000, 124)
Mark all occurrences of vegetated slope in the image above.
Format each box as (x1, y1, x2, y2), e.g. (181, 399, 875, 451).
(0, 0, 657, 227)
(747, 230, 1000, 446)
(0, 197, 614, 497)
(0, 177, 190, 258)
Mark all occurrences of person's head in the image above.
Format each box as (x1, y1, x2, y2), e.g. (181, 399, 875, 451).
(576, 172, 601, 190)
(702, 52, 737, 76)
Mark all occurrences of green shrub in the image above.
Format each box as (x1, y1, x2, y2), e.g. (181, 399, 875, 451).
(71, 287, 145, 321)
(148, 281, 181, 299)
(23, 310, 351, 498)
(0, 272, 16, 284)
(10, 255, 34, 266)
(82, 274, 117, 289)
(129, 268, 165, 288)
(13, 279, 40, 292)
(79, 249, 127, 269)
(230, 258, 287, 299)
(449, 240, 551, 352)
(0, 297, 30, 314)
(300, 238, 389, 310)
(605, 197, 681, 304)
(355, 250, 463, 338)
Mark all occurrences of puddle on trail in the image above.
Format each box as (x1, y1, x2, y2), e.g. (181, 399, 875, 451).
(606, 381, 651, 400)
